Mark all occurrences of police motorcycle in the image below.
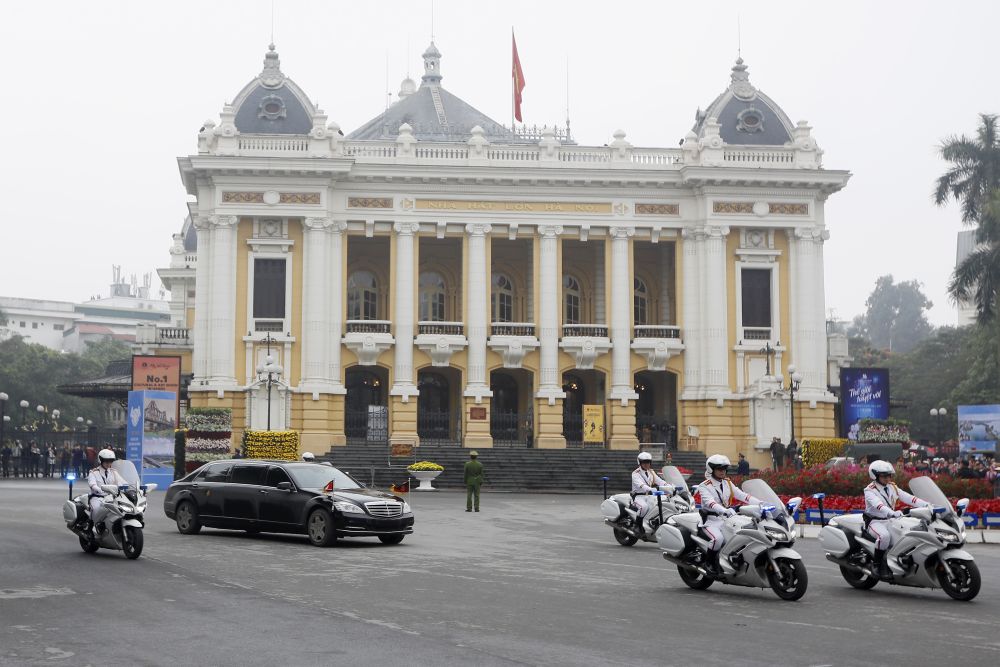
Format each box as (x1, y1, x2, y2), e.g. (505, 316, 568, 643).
(600, 466, 692, 546)
(657, 478, 808, 600)
(63, 459, 155, 559)
(818, 476, 980, 601)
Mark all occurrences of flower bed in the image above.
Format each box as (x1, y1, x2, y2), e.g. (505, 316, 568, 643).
(731, 466, 995, 499)
(800, 438, 849, 467)
(857, 418, 910, 443)
(407, 461, 444, 472)
(243, 430, 299, 460)
(184, 408, 232, 462)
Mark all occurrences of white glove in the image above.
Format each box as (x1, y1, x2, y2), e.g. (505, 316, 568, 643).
(724, 508, 736, 518)
(891, 510, 903, 518)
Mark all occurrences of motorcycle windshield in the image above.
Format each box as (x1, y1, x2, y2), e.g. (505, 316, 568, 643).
(741, 478, 785, 515)
(908, 476, 953, 515)
(661, 466, 690, 497)
(113, 460, 140, 488)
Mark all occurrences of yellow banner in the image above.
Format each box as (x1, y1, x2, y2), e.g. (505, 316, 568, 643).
(583, 405, 605, 443)
(415, 199, 612, 214)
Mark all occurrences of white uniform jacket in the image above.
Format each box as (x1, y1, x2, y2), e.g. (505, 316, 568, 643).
(697, 478, 760, 516)
(88, 466, 129, 496)
(631, 467, 667, 519)
(863, 482, 928, 519)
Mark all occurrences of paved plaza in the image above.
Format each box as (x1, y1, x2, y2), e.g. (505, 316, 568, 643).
(1, 480, 998, 666)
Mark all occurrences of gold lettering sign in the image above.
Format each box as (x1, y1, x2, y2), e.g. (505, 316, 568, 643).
(415, 199, 612, 214)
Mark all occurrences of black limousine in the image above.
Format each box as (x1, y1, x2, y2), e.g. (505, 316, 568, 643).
(163, 460, 414, 546)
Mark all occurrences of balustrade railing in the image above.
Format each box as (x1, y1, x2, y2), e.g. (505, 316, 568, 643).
(157, 327, 190, 343)
(562, 324, 609, 338)
(346, 320, 391, 334)
(490, 322, 536, 337)
(237, 135, 309, 153)
(741, 327, 772, 341)
(254, 320, 284, 333)
(722, 148, 795, 166)
(633, 325, 681, 339)
(417, 321, 464, 336)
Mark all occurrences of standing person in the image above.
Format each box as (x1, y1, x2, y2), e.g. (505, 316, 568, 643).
(71, 445, 83, 479)
(11, 440, 22, 478)
(29, 441, 41, 478)
(464, 451, 484, 512)
(785, 440, 799, 470)
(1, 441, 10, 478)
(46, 446, 56, 478)
(60, 446, 70, 477)
(769, 437, 785, 471)
(736, 452, 750, 476)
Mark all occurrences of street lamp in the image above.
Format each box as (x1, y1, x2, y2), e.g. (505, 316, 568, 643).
(785, 365, 804, 447)
(0, 392, 8, 449)
(255, 335, 283, 431)
(930, 407, 948, 445)
(19, 399, 28, 427)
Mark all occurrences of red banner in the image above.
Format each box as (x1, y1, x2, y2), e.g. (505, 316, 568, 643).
(512, 31, 526, 122)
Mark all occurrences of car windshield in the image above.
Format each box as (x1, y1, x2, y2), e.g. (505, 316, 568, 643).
(285, 464, 362, 490)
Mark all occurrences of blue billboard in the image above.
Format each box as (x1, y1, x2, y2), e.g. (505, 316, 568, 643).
(840, 368, 890, 440)
(126, 390, 177, 486)
(957, 404, 1000, 455)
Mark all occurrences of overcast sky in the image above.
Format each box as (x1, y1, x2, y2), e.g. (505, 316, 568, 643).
(1, 0, 995, 326)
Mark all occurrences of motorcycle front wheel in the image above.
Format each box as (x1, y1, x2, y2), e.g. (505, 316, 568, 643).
(938, 558, 981, 601)
(123, 527, 144, 560)
(78, 535, 99, 554)
(768, 557, 808, 601)
(613, 527, 639, 547)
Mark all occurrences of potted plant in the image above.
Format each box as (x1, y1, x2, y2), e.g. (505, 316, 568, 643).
(407, 461, 444, 491)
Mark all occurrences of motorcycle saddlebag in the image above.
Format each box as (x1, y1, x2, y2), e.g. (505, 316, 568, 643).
(601, 498, 627, 521)
(63, 500, 82, 523)
(818, 525, 851, 557)
(656, 523, 687, 556)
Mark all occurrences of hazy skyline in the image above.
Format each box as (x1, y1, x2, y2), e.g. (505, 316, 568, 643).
(2, 0, 995, 326)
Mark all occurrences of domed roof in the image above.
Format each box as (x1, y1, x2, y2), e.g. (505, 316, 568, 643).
(348, 41, 514, 143)
(230, 44, 316, 135)
(692, 58, 795, 146)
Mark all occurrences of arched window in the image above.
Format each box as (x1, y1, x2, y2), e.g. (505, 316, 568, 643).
(563, 275, 581, 325)
(634, 277, 649, 325)
(491, 272, 514, 323)
(347, 271, 378, 320)
(419, 271, 446, 321)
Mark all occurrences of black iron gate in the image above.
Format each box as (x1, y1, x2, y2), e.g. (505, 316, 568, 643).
(345, 407, 388, 444)
(491, 411, 533, 448)
(417, 410, 460, 444)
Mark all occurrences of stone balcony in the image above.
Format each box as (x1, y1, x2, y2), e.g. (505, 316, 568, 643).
(343, 320, 393, 366)
(134, 324, 192, 349)
(631, 325, 684, 372)
(560, 324, 611, 369)
(415, 321, 467, 367)
(488, 322, 538, 369)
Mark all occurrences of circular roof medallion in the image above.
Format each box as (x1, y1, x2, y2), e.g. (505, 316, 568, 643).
(737, 108, 765, 134)
(263, 191, 280, 206)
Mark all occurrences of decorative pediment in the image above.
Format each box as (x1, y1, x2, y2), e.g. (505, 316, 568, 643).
(559, 336, 611, 370)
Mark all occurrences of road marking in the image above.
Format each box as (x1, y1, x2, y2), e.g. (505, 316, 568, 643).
(0, 587, 74, 600)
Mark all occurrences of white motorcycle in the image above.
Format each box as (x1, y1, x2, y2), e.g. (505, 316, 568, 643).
(63, 460, 155, 559)
(818, 476, 980, 601)
(601, 466, 692, 546)
(657, 478, 808, 601)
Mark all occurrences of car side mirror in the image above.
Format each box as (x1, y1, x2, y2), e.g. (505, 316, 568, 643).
(276, 481, 292, 491)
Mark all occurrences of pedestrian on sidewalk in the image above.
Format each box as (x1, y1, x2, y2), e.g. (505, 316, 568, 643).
(1, 441, 10, 478)
(46, 446, 56, 478)
(769, 437, 785, 471)
(464, 450, 484, 512)
(71, 445, 83, 478)
(11, 441, 22, 478)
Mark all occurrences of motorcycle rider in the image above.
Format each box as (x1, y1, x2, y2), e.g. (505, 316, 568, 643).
(632, 452, 670, 533)
(87, 449, 129, 535)
(864, 460, 931, 580)
(697, 454, 762, 576)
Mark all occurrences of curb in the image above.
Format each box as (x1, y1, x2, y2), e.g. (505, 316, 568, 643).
(793, 524, 999, 544)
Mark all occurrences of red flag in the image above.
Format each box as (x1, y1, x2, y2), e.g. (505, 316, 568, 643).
(512, 30, 526, 122)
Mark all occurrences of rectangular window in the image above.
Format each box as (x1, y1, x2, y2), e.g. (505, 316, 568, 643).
(31, 322, 38, 329)
(253, 258, 287, 319)
(19, 321, 25, 327)
(53, 324, 64, 331)
(492, 293, 513, 323)
(565, 295, 580, 325)
(741, 268, 772, 327)
(230, 465, 267, 485)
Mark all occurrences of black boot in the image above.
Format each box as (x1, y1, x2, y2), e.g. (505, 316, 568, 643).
(705, 550, 721, 577)
(874, 549, 892, 581)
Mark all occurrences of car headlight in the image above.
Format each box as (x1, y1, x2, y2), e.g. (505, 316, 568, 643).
(402, 502, 412, 513)
(333, 501, 365, 514)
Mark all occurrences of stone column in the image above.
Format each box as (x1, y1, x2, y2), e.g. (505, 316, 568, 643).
(464, 224, 493, 447)
(679, 228, 703, 399)
(608, 226, 639, 449)
(792, 226, 831, 397)
(535, 225, 566, 448)
(191, 215, 213, 384)
(209, 215, 238, 387)
(390, 221, 420, 446)
(702, 224, 730, 395)
(327, 220, 348, 390)
(301, 217, 333, 392)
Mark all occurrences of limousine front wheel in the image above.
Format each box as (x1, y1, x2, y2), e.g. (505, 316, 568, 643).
(175, 501, 202, 535)
(307, 509, 337, 547)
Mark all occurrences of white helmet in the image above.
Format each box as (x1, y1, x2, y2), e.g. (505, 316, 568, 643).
(706, 454, 731, 478)
(869, 459, 894, 481)
(637, 452, 653, 466)
(302, 452, 316, 462)
(98, 448, 116, 463)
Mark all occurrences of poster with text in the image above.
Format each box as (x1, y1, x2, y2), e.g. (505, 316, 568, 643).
(957, 405, 1000, 454)
(125, 390, 177, 483)
(840, 368, 890, 440)
(583, 405, 605, 443)
(132, 355, 181, 428)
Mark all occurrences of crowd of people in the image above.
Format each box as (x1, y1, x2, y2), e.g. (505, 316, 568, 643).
(0, 441, 125, 479)
(903, 453, 998, 481)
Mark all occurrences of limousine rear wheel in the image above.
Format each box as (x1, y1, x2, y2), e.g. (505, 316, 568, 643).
(175, 501, 202, 535)
(308, 508, 337, 547)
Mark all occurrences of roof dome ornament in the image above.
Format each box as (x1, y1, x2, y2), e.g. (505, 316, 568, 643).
(398, 76, 417, 100)
(421, 41, 443, 85)
(729, 57, 756, 101)
(259, 43, 285, 89)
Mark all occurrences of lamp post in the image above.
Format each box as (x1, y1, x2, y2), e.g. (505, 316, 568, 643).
(255, 335, 283, 431)
(929, 407, 948, 446)
(19, 399, 28, 429)
(785, 364, 803, 447)
(76, 416, 84, 446)
(0, 392, 8, 449)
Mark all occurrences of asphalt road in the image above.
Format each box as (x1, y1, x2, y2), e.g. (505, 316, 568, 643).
(1, 479, 998, 667)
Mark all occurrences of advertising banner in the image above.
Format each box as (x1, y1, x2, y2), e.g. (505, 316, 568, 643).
(840, 368, 890, 440)
(125, 390, 177, 485)
(582, 405, 605, 443)
(132, 355, 181, 428)
(957, 404, 1000, 454)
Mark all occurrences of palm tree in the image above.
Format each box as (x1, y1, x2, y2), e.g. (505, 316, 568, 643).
(934, 113, 1000, 225)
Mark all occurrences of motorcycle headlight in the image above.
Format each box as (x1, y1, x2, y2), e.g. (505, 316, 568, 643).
(764, 527, 787, 541)
(333, 501, 365, 514)
(935, 528, 961, 544)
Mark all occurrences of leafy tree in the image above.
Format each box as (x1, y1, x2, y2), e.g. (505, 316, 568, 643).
(850, 275, 934, 353)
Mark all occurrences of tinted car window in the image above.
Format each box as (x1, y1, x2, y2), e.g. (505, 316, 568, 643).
(230, 464, 266, 485)
(265, 466, 292, 487)
(286, 464, 362, 490)
(202, 462, 233, 482)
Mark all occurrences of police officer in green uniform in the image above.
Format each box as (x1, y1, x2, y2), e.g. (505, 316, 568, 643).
(464, 451, 484, 512)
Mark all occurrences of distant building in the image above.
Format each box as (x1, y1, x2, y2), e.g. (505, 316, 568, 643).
(956, 229, 978, 326)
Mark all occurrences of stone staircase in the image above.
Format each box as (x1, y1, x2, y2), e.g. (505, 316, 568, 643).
(318, 444, 706, 493)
